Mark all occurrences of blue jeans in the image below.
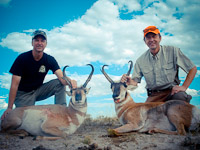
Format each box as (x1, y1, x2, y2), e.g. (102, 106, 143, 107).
(14, 79, 66, 107)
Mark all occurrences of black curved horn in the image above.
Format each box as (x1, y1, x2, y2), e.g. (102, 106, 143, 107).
(63, 65, 73, 89)
(126, 60, 133, 76)
(83, 64, 94, 88)
(101, 65, 114, 84)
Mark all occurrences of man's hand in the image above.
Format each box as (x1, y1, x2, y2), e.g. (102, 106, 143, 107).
(121, 74, 131, 84)
(120, 74, 138, 87)
(171, 85, 187, 95)
(1, 108, 12, 120)
(70, 79, 77, 89)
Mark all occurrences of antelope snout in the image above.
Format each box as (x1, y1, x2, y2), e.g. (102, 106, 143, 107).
(75, 94, 82, 102)
(112, 94, 117, 99)
(112, 94, 120, 100)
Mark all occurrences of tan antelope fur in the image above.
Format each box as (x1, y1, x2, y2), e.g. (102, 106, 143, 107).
(1, 64, 94, 140)
(101, 61, 200, 136)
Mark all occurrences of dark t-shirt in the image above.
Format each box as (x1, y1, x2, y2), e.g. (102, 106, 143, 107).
(9, 50, 60, 92)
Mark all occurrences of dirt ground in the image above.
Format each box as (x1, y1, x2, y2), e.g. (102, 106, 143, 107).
(0, 118, 200, 150)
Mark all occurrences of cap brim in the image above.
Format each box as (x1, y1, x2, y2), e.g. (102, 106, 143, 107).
(32, 34, 46, 40)
(144, 30, 160, 37)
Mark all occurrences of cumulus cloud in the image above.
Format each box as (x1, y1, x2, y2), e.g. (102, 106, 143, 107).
(88, 102, 116, 118)
(196, 70, 200, 78)
(0, 96, 8, 109)
(112, 0, 141, 12)
(1, 0, 199, 67)
(0, 73, 11, 89)
(0, 32, 32, 52)
(0, 0, 199, 67)
(186, 89, 200, 97)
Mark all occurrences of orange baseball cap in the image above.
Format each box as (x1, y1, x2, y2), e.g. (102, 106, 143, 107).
(143, 26, 160, 37)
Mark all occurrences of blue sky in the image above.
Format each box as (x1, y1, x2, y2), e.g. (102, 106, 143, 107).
(0, 0, 200, 118)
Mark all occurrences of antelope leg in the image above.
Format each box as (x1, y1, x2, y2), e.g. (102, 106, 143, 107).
(35, 136, 62, 140)
(148, 128, 178, 135)
(108, 124, 134, 136)
(6, 129, 29, 137)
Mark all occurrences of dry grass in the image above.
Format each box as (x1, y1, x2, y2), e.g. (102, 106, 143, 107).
(82, 114, 120, 126)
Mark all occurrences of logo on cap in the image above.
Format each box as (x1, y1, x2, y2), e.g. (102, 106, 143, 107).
(32, 30, 47, 40)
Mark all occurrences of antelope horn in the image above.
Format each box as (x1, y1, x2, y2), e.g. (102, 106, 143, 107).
(126, 60, 133, 76)
(83, 64, 94, 88)
(63, 65, 73, 89)
(101, 65, 114, 84)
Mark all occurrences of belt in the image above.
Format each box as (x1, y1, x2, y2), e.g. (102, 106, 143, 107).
(147, 87, 172, 96)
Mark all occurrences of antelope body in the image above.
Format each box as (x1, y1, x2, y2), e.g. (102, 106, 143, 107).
(1, 64, 94, 140)
(101, 61, 200, 136)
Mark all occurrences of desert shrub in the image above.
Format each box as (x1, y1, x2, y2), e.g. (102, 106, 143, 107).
(83, 114, 119, 126)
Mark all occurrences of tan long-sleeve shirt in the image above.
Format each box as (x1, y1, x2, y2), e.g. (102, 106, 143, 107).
(132, 45, 195, 90)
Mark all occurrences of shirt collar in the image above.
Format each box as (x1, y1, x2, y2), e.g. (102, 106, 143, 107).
(150, 46, 161, 60)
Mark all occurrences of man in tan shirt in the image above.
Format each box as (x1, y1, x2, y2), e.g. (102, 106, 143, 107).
(121, 26, 197, 103)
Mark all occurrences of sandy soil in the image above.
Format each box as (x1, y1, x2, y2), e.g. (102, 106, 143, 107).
(0, 121, 200, 150)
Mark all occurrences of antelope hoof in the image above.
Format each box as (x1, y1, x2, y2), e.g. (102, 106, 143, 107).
(107, 128, 120, 137)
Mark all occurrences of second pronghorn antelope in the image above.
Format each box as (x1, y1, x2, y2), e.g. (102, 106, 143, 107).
(101, 61, 200, 136)
(1, 64, 94, 140)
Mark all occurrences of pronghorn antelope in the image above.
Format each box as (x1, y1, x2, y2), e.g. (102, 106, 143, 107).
(101, 61, 200, 136)
(1, 64, 94, 140)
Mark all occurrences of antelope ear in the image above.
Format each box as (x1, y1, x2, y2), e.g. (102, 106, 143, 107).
(127, 85, 137, 91)
(85, 87, 91, 94)
(66, 91, 72, 96)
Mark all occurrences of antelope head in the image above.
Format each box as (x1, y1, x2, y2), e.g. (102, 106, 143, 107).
(63, 64, 94, 106)
(101, 61, 136, 103)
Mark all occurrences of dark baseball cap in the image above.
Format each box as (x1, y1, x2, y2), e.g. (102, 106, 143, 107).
(32, 30, 47, 40)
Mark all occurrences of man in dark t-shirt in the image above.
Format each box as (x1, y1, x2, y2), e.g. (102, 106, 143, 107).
(1, 30, 77, 120)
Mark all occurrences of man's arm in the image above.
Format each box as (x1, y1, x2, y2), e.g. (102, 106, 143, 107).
(54, 69, 77, 88)
(1, 75, 21, 120)
(171, 66, 197, 95)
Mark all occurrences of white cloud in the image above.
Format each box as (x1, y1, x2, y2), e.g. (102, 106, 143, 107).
(111, 0, 141, 12)
(1, 0, 199, 67)
(82, 0, 119, 24)
(87, 102, 116, 118)
(196, 70, 200, 78)
(186, 89, 200, 97)
(0, 73, 11, 89)
(132, 79, 146, 95)
(0, 32, 32, 52)
(0, 96, 8, 109)
(88, 102, 113, 108)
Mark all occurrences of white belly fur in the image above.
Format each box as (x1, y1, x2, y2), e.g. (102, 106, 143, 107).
(18, 109, 48, 136)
